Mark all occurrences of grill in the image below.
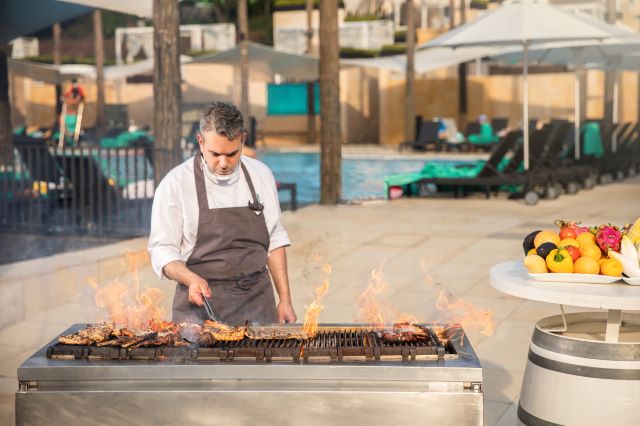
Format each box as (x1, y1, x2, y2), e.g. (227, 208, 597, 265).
(17, 324, 483, 425)
(45, 325, 451, 362)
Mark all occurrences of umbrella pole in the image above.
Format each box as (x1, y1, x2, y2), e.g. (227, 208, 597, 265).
(612, 69, 619, 153)
(574, 66, 581, 160)
(523, 42, 529, 171)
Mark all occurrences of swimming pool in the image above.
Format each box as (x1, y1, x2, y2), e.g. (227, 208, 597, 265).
(257, 151, 434, 204)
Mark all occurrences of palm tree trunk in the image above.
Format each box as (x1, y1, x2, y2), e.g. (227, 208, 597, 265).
(153, 0, 182, 184)
(238, 0, 250, 121)
(306, 0, 316, 145)
(404, 0, 415, 143)
(319, 0, 341, 205)
(0, 47, 12, 151)
(94, 10, 106, 137)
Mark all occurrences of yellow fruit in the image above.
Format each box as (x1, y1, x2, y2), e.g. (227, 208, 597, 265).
(559, 238, 579, 248)
(576, 232, 596, 246)
(546, 249, 574, 273)
(524, 254, 548, 274)
(628, 217, 640, 244)
(598, 257, 609, 267)
(600, 258, 623, 277)
(574, 257, 600, 274)
(579, 243, 602, 261)
(528, 248, 537, 255)
(534, 230, 561, 248)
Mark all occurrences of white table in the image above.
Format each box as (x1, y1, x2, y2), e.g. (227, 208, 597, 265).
(490, 261, 640, 342)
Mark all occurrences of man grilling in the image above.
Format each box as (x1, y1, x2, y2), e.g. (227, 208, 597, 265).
(148, 101, 296, 325)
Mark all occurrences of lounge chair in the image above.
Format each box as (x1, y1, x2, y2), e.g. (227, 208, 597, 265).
(386, 130, 522, 198)
(491, 117, 509, 133)
(399, 120, 440, 151)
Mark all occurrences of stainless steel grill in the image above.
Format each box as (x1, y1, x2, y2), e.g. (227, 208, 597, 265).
(17, 324, 483, 425)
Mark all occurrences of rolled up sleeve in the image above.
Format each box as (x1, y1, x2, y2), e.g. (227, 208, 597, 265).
(148, 178, 185, 279)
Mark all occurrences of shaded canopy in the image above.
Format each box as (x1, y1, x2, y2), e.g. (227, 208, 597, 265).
(342, 46, 499, 74)
(0, 0, 91, 44)
(192, 42, 320, 80)
(8, 56, 193, 84)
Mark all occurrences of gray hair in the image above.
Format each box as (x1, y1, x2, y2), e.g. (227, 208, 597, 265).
(199, 101, 244, 140)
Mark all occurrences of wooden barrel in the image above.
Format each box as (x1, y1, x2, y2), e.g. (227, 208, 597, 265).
(518, 312, 640, 425)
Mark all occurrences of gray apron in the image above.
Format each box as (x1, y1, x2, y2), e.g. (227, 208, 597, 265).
(171, 156, 278, 325)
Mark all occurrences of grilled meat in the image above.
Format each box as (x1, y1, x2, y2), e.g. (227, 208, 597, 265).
(202, 320, 247, 342)
(58, 334, 93, 345)
(246, 326, 310, 340)
(378, 323, 429, 343)
(78, 324, 112, 343)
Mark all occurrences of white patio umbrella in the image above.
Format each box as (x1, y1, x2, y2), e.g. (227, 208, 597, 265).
(492, 20, 640, 160)
(421, 0, 616, 170)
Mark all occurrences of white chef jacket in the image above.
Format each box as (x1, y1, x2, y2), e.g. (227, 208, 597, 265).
(148, 155, 291, 279)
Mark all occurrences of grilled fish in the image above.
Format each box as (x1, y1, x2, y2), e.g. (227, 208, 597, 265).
(202, 320, 246, 341)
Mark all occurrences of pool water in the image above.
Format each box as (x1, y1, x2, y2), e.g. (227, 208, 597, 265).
(258, 152, 437, 204)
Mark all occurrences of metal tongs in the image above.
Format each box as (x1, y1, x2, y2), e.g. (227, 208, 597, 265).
(202, 297, 223, 323)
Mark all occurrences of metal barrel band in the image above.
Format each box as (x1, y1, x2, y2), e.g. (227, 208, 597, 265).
(527, 349, 640, 380)
(517, 403, 562, 426)
(532, 325, 640, 362)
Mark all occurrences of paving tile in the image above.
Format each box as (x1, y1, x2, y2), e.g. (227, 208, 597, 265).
(484, 400, 510, 426)
(0, 376, 16, 426)
(482, 366, 524, 404)
(0, 281, 24, 330)
(494, 401, 519, 426)
(0, 321, 67, 351)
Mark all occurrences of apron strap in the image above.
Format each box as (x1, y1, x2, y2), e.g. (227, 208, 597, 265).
(193, 155, 210, 212)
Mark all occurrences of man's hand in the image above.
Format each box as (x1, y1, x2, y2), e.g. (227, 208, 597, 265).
(187, 275, 211, 306)
(277, 301, 297, 324)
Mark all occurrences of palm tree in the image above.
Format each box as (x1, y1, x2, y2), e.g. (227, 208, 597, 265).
(153, 0, 183, 183)
(319, 0, 341, 205)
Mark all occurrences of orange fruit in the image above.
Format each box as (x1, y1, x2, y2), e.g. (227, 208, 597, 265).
(576, 232, 596, 246)
(559, 238, 579, 248)
(574, 257, 599, 274)
(600, 258, 623, 277)
(579, 243, 602, 261)
(524, 254, 548, 274)
(534, 230, 561, 248)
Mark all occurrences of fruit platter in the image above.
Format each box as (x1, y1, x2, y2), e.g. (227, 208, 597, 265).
(522, 218, 640, 285)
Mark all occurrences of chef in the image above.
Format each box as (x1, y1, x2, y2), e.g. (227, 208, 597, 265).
(148, 101, 296, 325)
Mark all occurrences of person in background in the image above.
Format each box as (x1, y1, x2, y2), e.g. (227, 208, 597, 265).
(467, 114, 498, 149)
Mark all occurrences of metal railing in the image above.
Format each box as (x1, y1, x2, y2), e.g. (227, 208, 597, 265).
(0, 141, 296, 237)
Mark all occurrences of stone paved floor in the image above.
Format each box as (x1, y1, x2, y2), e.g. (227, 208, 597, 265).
(1, 175, 639, 425)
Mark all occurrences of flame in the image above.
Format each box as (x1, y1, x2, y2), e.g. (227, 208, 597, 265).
(302, 263, 331, 337)
(433, 290, 495, 337)
(92, 249, 166, 330)
(356, 266, 387, 327)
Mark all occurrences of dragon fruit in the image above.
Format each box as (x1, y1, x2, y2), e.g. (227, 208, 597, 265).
(555, 220, 590, 236)
(593, 225, 622, 253)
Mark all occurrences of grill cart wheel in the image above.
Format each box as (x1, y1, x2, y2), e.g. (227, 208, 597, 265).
(544, 185, 560, 200)
(566, 181, 580, 195)
(524, 191, 539, 206)
(583, 176, 596, 190)
(599, 174, 612, 185)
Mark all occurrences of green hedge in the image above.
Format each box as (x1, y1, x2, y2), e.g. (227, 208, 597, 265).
(344, 15, 382, 22)
(379, 44, 406, 56)
(23, 55, 116, 66)
(339, 47, 379, 59)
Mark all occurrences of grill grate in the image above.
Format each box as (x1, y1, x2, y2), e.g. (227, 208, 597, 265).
(47, 326, 455, 362)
